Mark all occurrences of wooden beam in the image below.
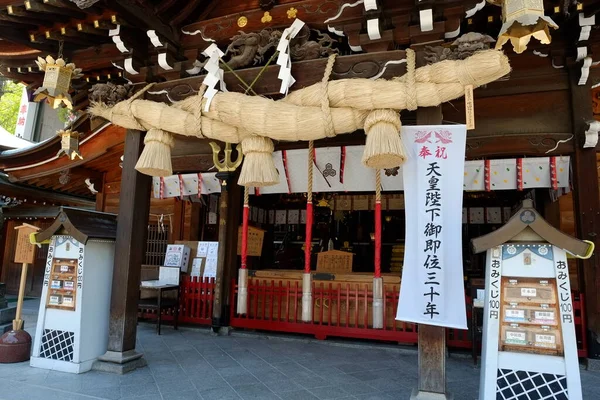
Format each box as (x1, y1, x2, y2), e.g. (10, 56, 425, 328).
(143, 50, 409, 102)
(569, 66, 600, 355)
(41, 0, 103, 15)
(6, 4, 69, 22)
(105, 0, 178, 45)
(0, 178, 95, 207)
(104, 129, 151, 365)
(2, 206, 62, 218)
(24, 0, 87, 19)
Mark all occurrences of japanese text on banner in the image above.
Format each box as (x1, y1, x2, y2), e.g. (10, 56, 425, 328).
(397, 126, 468, 329)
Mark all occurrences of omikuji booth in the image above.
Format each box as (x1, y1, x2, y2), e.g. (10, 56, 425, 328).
(30, 208, 117, 374)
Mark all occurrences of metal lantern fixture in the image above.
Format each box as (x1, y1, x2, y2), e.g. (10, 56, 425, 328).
(57, 129, 83, 160)
(489, 0, 558, 54)
(33, 55, 83, 109)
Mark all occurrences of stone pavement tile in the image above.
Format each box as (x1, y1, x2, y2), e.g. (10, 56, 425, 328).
(120, 369, 156, 386)
(281, 389, 320, 400)
(222, 371, 260, 388)
(262, 378, 304, 394)
(308, 385, 350, 399)
(250, 367, 288, 383)
(354, 393, 394, 400)
(121, 396, 162, 400)
(233, 383, 280, 400)
(348, 371, 382, 382)
(216, 366, 250, 378)
(206, 356, 241, 370)
(199, 386, 242, 400)
(334, 363, 369, 374)
(319, 372, 361, 385)
(292, 375, 331, 389)
(190, 375, 228, 391)
(77, 371, 121, 388)
(76, 386, 121, 399)
(157, 377, 197, 394)
(363, 377, 406, 392)
(120, 382, 160, 398)
(150, 363, 186, 377)
(163, 390, 203, 400)
(342, 382, 380, 396)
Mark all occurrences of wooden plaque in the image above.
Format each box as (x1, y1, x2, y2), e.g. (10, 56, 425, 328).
(14, 224, 39, 264)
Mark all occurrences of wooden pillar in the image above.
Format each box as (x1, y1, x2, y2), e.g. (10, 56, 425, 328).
(211, 171, 240, 331)
(413, 106, 449, 399)
(96, 130, 151, 373)
(569, 68, 600, 359)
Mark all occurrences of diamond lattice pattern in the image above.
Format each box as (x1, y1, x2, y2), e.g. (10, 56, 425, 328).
(39, 329, 74, 362)
(496, 369, 568, 399)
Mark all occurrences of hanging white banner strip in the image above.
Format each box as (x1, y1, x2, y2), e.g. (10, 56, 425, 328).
(397, 125, 468, 329)
(152, 149, 570, 198)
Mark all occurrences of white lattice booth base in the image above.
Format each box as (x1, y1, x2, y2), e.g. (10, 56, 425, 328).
(30, 208, 117, 374)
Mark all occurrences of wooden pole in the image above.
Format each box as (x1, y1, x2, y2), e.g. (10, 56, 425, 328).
(412, 106, 449, 399)
(97, 129, 151, 372)
(212, 171, 231, 330)
(12, 262, 28, 331)
(237, 186, 250, 314)
(373, 169, 383, 329)
(302, 141, 314, 322)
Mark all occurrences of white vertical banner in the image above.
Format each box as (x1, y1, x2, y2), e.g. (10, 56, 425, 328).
(397, 125, 468, 329)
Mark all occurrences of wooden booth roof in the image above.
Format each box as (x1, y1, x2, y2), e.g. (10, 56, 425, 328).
(35, 206, 117, 244)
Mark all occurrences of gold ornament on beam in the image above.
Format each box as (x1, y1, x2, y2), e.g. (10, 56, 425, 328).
(57, 129, 83, 160)
(33, 51, 83, 109)
(489, 0, 558, 54)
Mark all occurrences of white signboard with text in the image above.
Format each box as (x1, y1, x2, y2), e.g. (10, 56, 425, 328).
(396, 125, 468, 329)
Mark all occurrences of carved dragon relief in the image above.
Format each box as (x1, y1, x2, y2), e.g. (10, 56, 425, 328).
(225, 25, 337, 70)
(424, 32, 496, 64)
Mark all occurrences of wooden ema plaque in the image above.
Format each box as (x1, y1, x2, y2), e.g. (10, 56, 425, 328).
(46, 258, 78, 311)
(14, 223, 39, 264)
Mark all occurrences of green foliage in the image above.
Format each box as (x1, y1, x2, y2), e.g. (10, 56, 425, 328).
(0, 81, 23, 134)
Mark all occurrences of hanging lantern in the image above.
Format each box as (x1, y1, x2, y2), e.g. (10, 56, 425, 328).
(489, 0, 558, 54)
(57, 129, 83, 160)
(33, 55, 83, 109)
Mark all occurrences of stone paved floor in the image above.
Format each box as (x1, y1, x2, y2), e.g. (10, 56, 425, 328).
(1, 301, 599, 400)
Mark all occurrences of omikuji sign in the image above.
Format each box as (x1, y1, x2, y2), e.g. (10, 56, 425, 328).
(397, 125, 468, 329)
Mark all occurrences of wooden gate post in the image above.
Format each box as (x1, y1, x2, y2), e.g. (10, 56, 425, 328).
(411, 106, 451, 399)
(96, 129, 151, 374)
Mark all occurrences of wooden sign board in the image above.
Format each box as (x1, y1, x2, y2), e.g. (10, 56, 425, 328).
(14, 224, 39, 264)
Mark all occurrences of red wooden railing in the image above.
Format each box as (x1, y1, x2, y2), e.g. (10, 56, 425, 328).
(139, 276, 215, 325)
(140, 277, 588, 358)
(228, 279, 589, 357)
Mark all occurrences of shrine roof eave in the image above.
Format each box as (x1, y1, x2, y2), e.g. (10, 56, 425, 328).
(0, 173, 95, 208)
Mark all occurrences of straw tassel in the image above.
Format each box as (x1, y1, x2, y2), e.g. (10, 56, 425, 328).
(362, 109, 404, 169)
(238, 136, 279, 187)
(135, 128, 175, 177)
